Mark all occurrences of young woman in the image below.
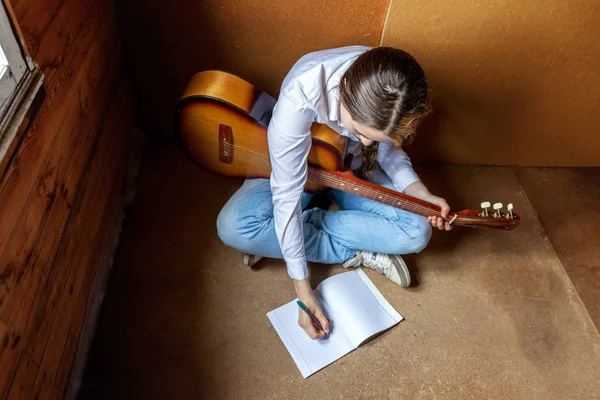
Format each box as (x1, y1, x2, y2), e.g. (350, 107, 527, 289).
(217, 46, 452, 340)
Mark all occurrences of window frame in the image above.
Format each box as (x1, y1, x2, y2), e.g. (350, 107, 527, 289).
(0, 0, 44, 165)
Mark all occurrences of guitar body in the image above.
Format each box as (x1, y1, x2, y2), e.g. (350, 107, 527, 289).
(175, 70, 347, 192)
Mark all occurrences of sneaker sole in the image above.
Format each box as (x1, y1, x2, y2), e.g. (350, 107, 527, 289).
(390, 255, 411, 287)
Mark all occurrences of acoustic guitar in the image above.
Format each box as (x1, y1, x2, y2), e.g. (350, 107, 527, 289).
(175, 70, 521, 230)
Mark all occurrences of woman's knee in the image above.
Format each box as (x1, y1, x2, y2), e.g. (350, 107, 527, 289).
(216, 203, 240, 248)
(386, 215, 432, 255)
(408, 216, 432, 253)
(216, 179, 273, 248)
(216, 202, 273, 251)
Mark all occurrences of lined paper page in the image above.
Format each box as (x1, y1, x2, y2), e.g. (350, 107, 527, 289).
(317, 269, 403, 348)
(267, 299, 354, 378)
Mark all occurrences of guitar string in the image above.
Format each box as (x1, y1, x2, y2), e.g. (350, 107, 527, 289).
(220, 143, 433, 211)
(220, 142, 445, 218)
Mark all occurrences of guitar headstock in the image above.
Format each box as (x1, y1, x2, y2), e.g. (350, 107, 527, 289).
(452, 202, 522, 230)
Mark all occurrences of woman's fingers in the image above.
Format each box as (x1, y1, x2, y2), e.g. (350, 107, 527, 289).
(428, 216, 453, 231)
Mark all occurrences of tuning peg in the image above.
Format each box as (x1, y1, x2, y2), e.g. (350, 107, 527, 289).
(493, 202, 503, 218)
(507, 203, 514, 219)
(480, 201, 491, 217)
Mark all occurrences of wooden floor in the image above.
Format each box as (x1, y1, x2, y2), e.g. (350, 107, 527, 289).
(77, 144, 600, 399)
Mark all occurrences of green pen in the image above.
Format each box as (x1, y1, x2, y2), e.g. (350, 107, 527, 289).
(297, 300, 329, 338)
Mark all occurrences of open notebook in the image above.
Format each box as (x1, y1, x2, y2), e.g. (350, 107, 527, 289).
(267, 268, 403, 378)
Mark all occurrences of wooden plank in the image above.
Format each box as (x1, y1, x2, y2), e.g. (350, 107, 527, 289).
(0, 315, 24, 397)
(6, 352, 38, 399)
(29, 79, 134, 400)
(0, 0, 109, 256)
(0, 319, 22, 399)
(0, 0, 117, 321)
(23, 26, 122, 362)
(49, 81, 134, 400)
(30, 0, 101, 88)
(10, 0, 63, 36)
(0, 319, 8, 368)
(10, 0, 91, 60)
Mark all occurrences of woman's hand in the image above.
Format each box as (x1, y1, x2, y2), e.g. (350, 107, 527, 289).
(404, 181, 453, 231)
(424, 194, 453, 231)
(294, 279, 331, 340)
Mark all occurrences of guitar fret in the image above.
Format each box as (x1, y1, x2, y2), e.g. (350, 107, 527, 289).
(311, 168, 434, 218)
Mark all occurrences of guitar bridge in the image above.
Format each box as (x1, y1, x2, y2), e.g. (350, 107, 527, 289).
(219, 124, 233, 164)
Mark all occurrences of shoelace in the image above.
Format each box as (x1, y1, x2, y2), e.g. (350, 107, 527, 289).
(365, 254, 386, 274)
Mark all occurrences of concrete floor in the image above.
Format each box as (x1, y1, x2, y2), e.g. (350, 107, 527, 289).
(79, 144, 600, 399)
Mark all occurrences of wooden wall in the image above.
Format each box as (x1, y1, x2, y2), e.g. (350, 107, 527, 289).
(0, 0, 135, 398)
(116, 0, 389, 140)
(381, 0, 600, 166)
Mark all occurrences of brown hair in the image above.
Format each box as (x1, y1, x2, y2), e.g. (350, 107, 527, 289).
(340, 47, 432, 179)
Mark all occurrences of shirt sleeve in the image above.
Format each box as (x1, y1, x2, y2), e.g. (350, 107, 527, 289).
(267, 92, 315, 280)
(377, 140, 421, 192)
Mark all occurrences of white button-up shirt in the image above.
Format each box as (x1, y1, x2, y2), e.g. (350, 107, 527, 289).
(267, 46, 421, 280)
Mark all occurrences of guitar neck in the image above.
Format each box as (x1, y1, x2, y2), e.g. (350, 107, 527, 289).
(307, 166, 444, 219)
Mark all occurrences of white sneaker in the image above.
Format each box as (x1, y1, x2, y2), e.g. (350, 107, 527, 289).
(343, 251, 411, 287)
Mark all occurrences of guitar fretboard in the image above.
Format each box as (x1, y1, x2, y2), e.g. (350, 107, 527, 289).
(307, 166, 443, 218)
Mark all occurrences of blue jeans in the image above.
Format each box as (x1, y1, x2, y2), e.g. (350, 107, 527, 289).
(216, 170, 432, 264)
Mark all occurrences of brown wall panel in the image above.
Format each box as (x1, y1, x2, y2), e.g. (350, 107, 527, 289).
(382, 0, 600, 166)
(117, 0, 389, 137)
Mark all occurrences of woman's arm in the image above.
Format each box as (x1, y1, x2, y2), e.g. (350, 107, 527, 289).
(268, 93, 330, 339)
(377, 142, 452, 231)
